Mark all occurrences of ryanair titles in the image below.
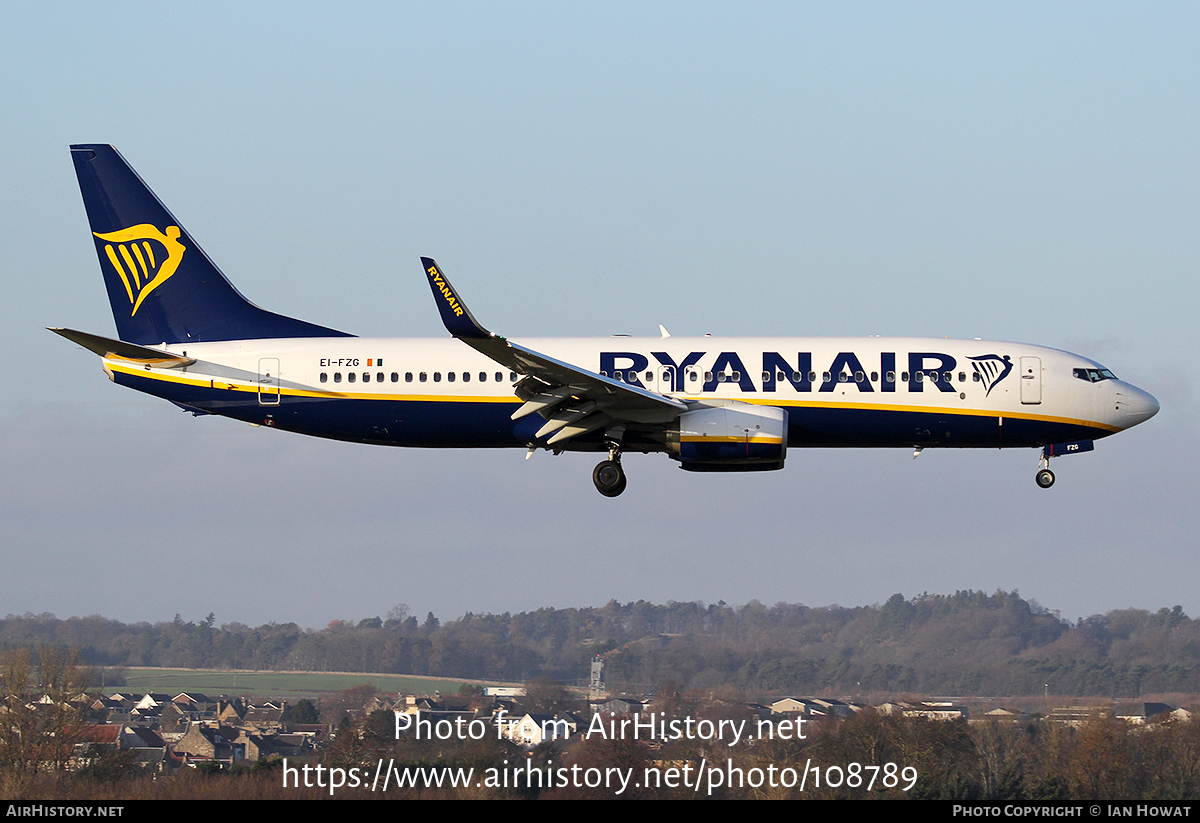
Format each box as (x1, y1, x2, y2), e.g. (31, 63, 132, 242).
(426, 264, 464, 317)
(600, 350, 1013, 395)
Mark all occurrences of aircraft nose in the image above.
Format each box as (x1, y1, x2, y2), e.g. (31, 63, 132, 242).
(1116, 384, 1160, 427)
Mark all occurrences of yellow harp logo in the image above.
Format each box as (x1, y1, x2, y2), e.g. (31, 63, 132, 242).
(93, 224, 186, 316)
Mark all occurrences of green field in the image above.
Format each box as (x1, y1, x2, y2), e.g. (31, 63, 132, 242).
(113, 667, 499, 698)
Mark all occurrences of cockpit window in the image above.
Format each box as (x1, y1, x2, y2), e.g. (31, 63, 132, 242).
(1073, 367, 1118, 383)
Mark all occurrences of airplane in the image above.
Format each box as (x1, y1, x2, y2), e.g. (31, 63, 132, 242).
(54, 144, 1160, 497)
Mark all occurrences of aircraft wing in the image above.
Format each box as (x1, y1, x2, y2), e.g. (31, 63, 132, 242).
(421, 258, 687, 445)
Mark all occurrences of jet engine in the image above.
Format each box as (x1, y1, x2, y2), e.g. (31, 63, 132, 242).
(665, 402, 787, 472)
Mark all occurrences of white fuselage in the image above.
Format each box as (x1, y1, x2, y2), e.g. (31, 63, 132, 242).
(101, 334, 1158, 451)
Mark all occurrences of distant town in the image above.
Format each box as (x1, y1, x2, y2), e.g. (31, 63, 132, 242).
(41, 675, 1200, 773)
(4, 589, 1200, 798)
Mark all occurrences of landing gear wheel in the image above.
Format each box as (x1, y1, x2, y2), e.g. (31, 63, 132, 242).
(1035, 468, 1055, 489)
(593, 460, 627, 497)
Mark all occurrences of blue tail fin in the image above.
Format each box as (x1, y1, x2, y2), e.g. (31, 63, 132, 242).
(71, 144, 352, 345)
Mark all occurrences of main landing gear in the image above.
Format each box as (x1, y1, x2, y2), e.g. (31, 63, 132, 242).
(592, 441, 627, 497)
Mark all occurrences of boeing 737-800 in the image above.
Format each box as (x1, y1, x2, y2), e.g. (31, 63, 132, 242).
(54, 145, 1159, 496)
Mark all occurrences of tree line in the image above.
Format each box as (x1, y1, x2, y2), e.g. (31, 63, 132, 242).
(2, 591, 1197, 696)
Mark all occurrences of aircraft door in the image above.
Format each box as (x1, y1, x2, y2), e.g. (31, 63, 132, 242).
(258, 357, 280, 405)
(655, 365, 676, 394)
(685, 365, 703, 395)
(1020, 356, 1041, 405)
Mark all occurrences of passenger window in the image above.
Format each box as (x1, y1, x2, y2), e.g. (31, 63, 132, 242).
(958, 372, 965, 382)
(509, 372, 517, 381)
(495, 372, 503, 382)
(447, 372, 456, 382)
(362, 373, 370, 382)
(886, 371, 896, 382)
(405, 372, 413, 382)
(808, 372, 817, 383)
(320, 373, 328, 383)
(704, 372, 713, 382)
(462, 372, 470, 382)
(391, 372, 398, 382)
(689, 371, 698, 382)
(479, 372, 486, 382)
(870, 372, 878, 382)
(419, 372, 427, 382)
(333, 373, 342, 383)
(854, 371, 865, 383)
(434, 372, 441, 382)
(348, 372, 356, 383)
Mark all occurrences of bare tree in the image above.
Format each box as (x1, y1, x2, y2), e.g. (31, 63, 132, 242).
(0, 646, 89, 793)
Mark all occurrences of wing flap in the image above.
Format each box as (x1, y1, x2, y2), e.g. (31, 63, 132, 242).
(511, 385, 579, 421)
(546, 413, 613, 446)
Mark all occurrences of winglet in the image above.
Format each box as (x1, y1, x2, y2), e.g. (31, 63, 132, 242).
(421, 257, 492, 339)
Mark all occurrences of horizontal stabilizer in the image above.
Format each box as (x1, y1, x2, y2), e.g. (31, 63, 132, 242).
(48, 327, 195, 368)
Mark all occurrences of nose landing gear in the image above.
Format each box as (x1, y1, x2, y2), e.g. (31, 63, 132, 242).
(1035, 449, 1056, 489)
(1035, 440, 1094, 489)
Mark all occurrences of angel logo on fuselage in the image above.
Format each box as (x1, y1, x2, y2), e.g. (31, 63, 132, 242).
(969, 354, 1013, 396)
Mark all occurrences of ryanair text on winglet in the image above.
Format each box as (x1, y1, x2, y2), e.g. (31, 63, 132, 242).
(427, 265, 464, 317)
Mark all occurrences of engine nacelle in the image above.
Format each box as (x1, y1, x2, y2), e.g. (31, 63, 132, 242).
(665, 402, 788, 472)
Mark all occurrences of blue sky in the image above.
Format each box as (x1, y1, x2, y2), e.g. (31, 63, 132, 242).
(2, 2, 1197, 628)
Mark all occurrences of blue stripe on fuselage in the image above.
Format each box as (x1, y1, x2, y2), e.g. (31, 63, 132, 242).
(113, 369, 1114, 451)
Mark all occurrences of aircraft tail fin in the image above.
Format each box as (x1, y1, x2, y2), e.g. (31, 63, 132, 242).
(70, 144, 352, 345)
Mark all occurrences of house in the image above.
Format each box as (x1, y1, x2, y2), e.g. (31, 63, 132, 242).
(1115, 703, 1175, 725)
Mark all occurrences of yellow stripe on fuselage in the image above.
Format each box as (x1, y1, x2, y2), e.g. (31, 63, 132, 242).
(106, 362, 1119, 432)
(680, 436, 784, 444)
(726, 396, 1122, 434)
